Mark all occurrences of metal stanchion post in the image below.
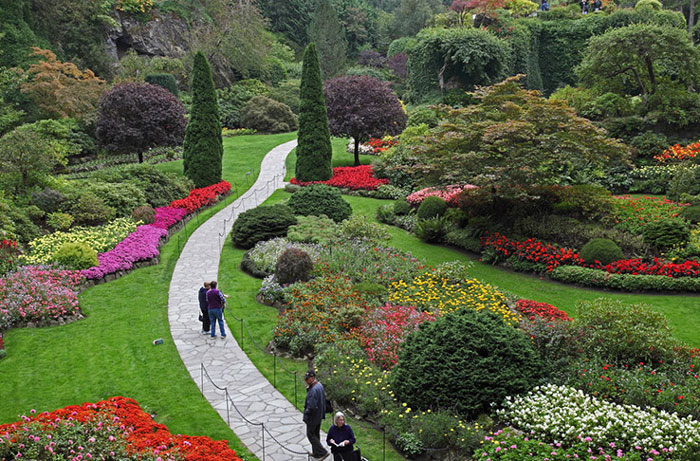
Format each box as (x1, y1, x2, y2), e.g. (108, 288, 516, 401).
(273, 353, 277, 388)
(240, 319, 244, 349)
(294, 371, 298, 409)
(226, 389, 231, 426)
(262, 425, 266, 461)
(200, 364, 204, 396)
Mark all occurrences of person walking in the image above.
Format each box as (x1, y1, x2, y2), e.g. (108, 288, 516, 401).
(303, 370, 329, 461)
(198, 281, 211, 334)
(206, 280, 227, 338)
(327, 411, 356, 461)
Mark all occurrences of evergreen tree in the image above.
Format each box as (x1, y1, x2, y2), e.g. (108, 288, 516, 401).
(295, 43, 333, 182)
(183, 52, 223, 188)
(308, 0, 347, 78)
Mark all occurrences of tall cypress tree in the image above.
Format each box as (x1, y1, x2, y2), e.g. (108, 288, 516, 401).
(308, 0, 347, 78)
(295, 43, 333, 182)
(183, 51, 223, 188)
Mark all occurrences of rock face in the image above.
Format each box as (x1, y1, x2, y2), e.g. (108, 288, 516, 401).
(105, 10, 191, 62)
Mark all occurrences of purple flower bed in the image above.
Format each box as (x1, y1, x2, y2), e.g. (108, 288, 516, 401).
(152, 207, 188, 230)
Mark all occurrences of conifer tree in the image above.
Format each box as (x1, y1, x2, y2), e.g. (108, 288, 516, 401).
(295, 43, 333, 182)
(183, 51, 223, 188)
(307, 0, 347, 78)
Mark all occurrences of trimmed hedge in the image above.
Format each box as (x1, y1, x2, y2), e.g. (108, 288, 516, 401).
(230, 204, 297, 249)
(579, 238, 623, 265)
(287, 184, 352, 223)
(550, 265, 700, 292)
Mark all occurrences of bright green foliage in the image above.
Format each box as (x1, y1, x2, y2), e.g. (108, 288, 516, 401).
(183, 52, 223, 188)
(635, 0, 662, 10)
(54, 242, 98, 270)
(391, 309, 542, 418)
(287, 184, 352, 223)
(286, 215, 338, 244)
(308, 0, 347, 78)
(642, 218, 690, 250)
(230, 204, 297, 249)
(579, 238, 623, 265)
(295, 43, 333, 182)
(83, 182, 147, 218)
(417, 196, 447, 220)
(0, 0, 44, 69)
(46, 212, 73, 231)
(406, 27, 511, 103)
(145, 73, 179, 96)
(275, 247, 313, 285)
(339, 215, 391, 243)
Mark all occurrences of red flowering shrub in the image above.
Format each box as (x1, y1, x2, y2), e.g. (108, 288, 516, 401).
(0, 239, 19, 276)
(655, 141, 700, 163)
(290, 165, 388, 190)
(0, 397, 242, 460)
(170, 181, 232, 213)
(364, 137, 399, 154)
(515, 299, 572, 322)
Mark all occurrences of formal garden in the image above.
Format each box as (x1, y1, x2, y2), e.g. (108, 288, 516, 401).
(3, 0, 700, 459)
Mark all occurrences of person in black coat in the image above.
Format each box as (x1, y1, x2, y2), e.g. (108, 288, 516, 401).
(327, 411, 356, 461)
(198, 281, 211, 334)
(304, 370, 329, 460)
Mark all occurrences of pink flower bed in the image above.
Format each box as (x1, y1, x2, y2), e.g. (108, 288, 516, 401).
(291, 165, 389, 190)
(152, 206, 188, 230)
(406, 184, 478, 206)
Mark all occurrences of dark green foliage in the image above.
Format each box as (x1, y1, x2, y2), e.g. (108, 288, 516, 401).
(268, 79, 301, 114)
(630, 132, 668, 164)
(83, 182, 147, 218)
(308, 0, 347, 78)
(391, 309, 542, 418)
(145, 73, 179, 97)
(444, 207, 469, 228)
(579, 238, 624, 265)
(217, 79, 270, 128)
(241, 96, 298, 133)
(680, 205, 700, 224)
(393, 199, 412, 216)
(414, 216, 448, 243)
(31, 188, 66, 214)
(295, 43, 333, 182)
(183, 52, 223, 188)
(3, 205, 41, 244)
(230, 204, 297, 249)
(275, 248, 313, 285)
(668, 167, 700, 201)
(445, 229, 483, 253)
(90, 164, 192, 208)
(54, 242, 98, 270)
(417, 196, 447, 220)
(376, 204, 396, 224)
(131, 205, 156, 225)
(69, 192, 116, 227)
(287, 185, 352, 223)
(642, 218, 690, 250)
(552, 185, 613, 221)
(258, 0, 312, 47)
(0, 0, 45, 69)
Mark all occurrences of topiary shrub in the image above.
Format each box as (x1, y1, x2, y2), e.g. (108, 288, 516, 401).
(642, 218, 690, 250)
(231, 204, 297, 249)
(32, 188, 66, 214)
(287, 184, 352, 223)
(681, 205, 700, 224)
(275, 248, 313, 285)
(286, 215, 338, 244)
(241, 96, 298, 133)
(391, 309, 542, 419)
(393, 199, 412, 216)
(414, 216, 448, 243)
(53, 242, 98, 270)
(46, 212, 74, 231)
(131, 205, 156, 224)
(579, 238, 624, 265)
(417, 196, 447, 220)
(635, 0, 662, 9)
(70, 192, 116, 226)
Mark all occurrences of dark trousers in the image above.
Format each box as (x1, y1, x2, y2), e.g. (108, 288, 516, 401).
(200, 305, 210, 332)
(306, 422, 326, 457)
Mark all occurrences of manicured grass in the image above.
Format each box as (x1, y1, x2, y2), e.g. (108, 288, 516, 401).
(0, 133, 297, 460)
(284, 137, 371, 181)
(344, 195, 700, 348)
(218, 189, 405, 461)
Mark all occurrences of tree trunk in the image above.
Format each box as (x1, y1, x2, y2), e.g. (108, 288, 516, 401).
(138, 151, 144, 163)
(645, 56, 657, 95)
(354, 138, 360, 167)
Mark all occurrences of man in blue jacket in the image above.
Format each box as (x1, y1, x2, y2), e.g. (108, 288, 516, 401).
(304, 370, 329, 460)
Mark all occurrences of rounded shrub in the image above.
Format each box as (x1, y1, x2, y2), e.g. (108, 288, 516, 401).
(579, 238, 624, 265)
(132, 205, 156, 224)
(241, 96, 298, 133)
(231, 204, 297, 249)
(46, 212, 74, 231)
(642, 218, 690, 250)
(275, 248, 313, 285)
(70, 192, 116, 226)
(417, 196, 447, 220)
(390, 309, 542, 419)
(286, 215, 338, 244)
(145, 73, 179, 96)
(393, 199, 412, 216)
(84, 182, 147, 218)
(32, 188, 66, 214)
(54, 242, 98, 270)
(635, 0, 662, 9)
(287, 184, 352, 223)
(681, 205, 700, 224)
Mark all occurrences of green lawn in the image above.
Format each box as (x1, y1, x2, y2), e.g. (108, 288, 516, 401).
(0, 132, 296, 460)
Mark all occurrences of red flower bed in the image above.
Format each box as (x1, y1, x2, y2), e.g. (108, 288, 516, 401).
(515, 299, 572, 322)
(481, 232, 700, 278)
(290, 165, 389, 190)
(365, 137, 399, 154)
(655, 141, 700, 163)
(170, 180, 231, 213)
(0, 397, 242, 460)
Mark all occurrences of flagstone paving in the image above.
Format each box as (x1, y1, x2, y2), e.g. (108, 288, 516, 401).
(168, 140, 324, 460)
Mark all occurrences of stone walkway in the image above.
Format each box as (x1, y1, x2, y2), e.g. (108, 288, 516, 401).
(168, 140, 323, 461)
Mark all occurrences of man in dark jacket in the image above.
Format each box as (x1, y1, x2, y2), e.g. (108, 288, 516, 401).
(198, 282, 211, 334)
(304, 370, 329, 460)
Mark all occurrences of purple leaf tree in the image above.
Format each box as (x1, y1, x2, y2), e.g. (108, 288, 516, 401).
(324, 75, 407, 166)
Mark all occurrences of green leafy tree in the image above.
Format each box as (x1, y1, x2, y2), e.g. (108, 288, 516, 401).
(183, 52, 223, 188)
(295, 43, 333, 182)
(258, 0, 312, 47)
(392, 0, 444, 37)
(577, 24, 700, 99)
(308, 0, 348, 78)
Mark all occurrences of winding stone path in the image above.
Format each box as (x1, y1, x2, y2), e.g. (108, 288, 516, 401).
(168, 140, 323, 460)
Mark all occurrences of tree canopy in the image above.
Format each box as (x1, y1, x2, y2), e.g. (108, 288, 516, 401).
(308, 0, 348, 78)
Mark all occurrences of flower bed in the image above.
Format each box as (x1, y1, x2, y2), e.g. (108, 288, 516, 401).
(365, 137, 399, 154)
(22, 218, 138, 265)
(406, 184, 478, 206)
(170, 181, 231, 213)
(655, 140, 700, 163)
(0, 266, 83, 331)
(611, 195, 688, 233)
(514, 299, 572, 322)
(0, 396, 243, 460)
(290, 165, 389, 190)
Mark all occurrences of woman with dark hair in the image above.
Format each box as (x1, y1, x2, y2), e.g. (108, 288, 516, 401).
(326, 412, 356, 461)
